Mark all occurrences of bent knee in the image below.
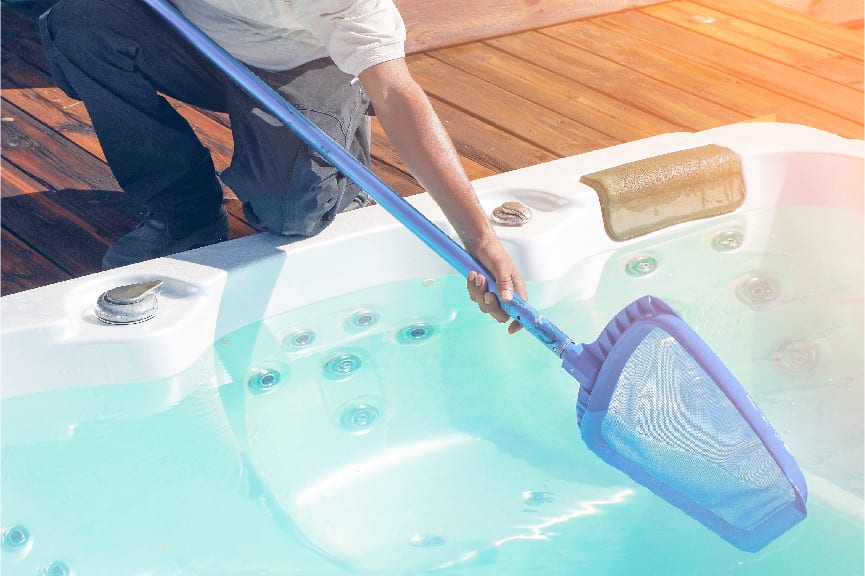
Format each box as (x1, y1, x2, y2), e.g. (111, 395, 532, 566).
(45, 0, 139, 58)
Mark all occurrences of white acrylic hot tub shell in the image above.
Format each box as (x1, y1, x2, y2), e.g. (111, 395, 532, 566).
(1, 123, 862, 398)
(1, 123, 863, 575)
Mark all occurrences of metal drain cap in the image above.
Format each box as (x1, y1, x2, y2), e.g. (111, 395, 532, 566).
(95, 280, 163, 324)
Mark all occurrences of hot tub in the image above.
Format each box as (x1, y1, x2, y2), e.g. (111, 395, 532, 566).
(2, 122, 862, 575)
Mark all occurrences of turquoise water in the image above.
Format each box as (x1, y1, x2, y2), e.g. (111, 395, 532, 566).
(2, 206, 862, 575)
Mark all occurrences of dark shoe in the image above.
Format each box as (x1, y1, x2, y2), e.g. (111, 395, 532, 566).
(102, 209, 229, 269)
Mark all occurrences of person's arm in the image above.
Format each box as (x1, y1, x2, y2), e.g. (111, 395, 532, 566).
(358, 58, 525, 333)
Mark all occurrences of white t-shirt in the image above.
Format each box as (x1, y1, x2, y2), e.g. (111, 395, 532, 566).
(171, 0, 406, 77)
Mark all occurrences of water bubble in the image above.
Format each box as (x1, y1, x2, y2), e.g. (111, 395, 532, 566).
(735, 273, 781, 307)
(711, 230, 744, 252)
(2, 525, 30, 550)
(283, 329, 315, 349)
(625, 255, 658, 277)
(324, 353, 362, 379)
(340, 403, 379, 432)
(772, 340, 821, 374)
(246, 368, 282, 395)
(397, 322, 435, 344)
(41, 562, 71, 576)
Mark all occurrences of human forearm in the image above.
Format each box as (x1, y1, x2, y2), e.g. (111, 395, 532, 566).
(358, 59, 497, 253)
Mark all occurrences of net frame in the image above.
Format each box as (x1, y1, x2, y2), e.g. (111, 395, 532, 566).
(566, 296, 807, 551)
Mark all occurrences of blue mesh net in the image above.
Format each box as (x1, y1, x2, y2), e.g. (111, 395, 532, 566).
(599, 327, 795, 530)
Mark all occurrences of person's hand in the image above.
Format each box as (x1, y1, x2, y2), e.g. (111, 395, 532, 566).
(465, 240, 526, 334)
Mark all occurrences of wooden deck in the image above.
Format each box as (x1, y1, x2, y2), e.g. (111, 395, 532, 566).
(2, 0, 862, 296)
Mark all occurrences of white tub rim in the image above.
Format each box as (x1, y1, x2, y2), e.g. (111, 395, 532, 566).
(1, 122, 862, 398)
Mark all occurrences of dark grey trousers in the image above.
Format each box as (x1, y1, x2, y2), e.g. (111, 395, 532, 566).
(40, 0, 372, 237)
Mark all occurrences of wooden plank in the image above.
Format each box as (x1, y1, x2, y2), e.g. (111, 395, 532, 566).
(645, 1, 864, 90)
(395, 0, 667, 54)
(596, 9, 864, 125)
(0, 157, 74, 294)
(486, 31, 746, 131)
(408, 52, 624, 157)
(2, 53, 107, 163)
(1, 151, 44, 199)
(429, 42, 683, 142)
(1, 228, 72, 296)
(694, 0, 864, 60)
(765, 0, 865, 27)
(1, 99, 122, 195)
(544, 19, 863, 139)
(0, 157, 115, 276)
(426, 96, 559, 173)
(1, 190, 111, 276)
(378, 94, 559, 176)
